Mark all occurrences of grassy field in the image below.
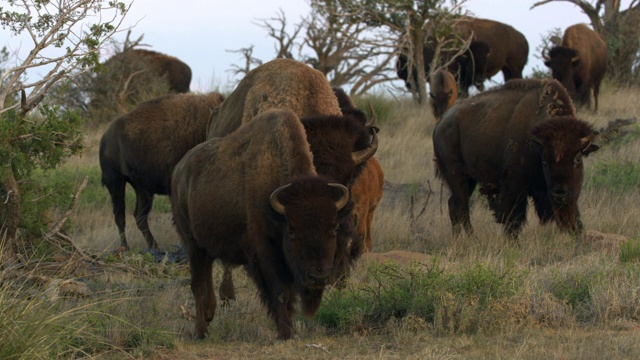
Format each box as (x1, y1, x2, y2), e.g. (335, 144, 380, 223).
(3, 83, 640, 359)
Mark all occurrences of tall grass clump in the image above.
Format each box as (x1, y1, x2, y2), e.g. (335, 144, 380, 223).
(316, 260, 527, 334)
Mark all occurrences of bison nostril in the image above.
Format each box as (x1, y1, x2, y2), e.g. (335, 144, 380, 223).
(551, 186, 570, 202)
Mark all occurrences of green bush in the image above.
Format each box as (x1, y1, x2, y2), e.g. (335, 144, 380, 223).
(316, 260, 526, 334)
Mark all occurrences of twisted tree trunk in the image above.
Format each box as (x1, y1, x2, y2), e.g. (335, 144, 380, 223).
(1, 171, 21, 261)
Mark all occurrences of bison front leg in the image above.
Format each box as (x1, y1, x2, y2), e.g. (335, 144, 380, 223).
(497, 187, 529, 238)
(218, 263, 236, 304)
(189, 251, 216, 339)
(133, 188, 158, 249)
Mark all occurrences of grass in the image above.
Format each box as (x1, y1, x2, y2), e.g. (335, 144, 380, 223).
(3, 85, 640, 358)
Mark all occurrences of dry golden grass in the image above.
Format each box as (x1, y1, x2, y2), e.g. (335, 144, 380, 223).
(49, 84, 640, 359)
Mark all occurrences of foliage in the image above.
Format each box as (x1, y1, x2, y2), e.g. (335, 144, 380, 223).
(584, 160, 640, 192)
(316, 260, 526, 333)
(619, 238, 640, 263)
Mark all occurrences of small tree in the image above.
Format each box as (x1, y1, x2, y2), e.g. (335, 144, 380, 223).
(0, 0, 131, 260)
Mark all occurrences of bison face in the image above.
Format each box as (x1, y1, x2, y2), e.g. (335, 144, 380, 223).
(270, 179, 350, 289)
(544, 46, 580, 95)
(531, 117, 599, 233)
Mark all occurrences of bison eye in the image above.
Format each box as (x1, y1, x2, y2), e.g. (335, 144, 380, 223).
(541, 159, 549, 168)
(334, 225, 339, 235)
(574, 154, 582, 166)
(288, 228, 295, 238)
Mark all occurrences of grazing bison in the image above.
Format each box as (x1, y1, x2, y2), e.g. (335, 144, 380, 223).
(433, 79, 599, 237)
(105, 49, 193, 93)
(171, 109, 353, 340)
(99, 92, 225, 250)
(543, 23, 608, 111)
(429, 69, 458, 121)
(397, 17, 528, 96)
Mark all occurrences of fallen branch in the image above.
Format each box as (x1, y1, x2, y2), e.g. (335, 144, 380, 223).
(597, 117, 638, 144)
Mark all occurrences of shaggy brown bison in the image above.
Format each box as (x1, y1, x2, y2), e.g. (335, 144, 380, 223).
(433, 79, 599, 237)
(99, 92, 224, 250)
(543, 23, 608, 111)
(331, 87, 385, 253)
(105, 49, 192, 93)
(171, 109, 353, 340)
(397, 17, 528, 96)
(429, 69, 458, 121)
(206, 60, 378, 299)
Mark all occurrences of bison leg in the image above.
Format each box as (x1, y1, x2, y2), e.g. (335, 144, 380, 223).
(103, 173, 129, 250)
(190, 250, 216, 339)
(446, 175, 476, 236)
(497, 187, 528, 238)
(531, 188, 554, 225)
(218, 263, 236, 304)
(133, 188, 158, 249)
(363, 203, 378, 252)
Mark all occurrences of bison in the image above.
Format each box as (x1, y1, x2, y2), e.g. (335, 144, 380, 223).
(433, 78, 599, 237)
(171, 109, 353, 340)
(331, 87, 385, 253)
(397, 17, 528, 97)
(429, 69, 458, 121)
(210, 62, 378, 303)
(99, 92, 225, 250)
(543, 23, 608, 112)
(105, 49, 193, 93)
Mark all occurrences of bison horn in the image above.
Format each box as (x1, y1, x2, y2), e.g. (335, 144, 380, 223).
(328, 183, 350, 210)
(352, 128, 379, 166)
(542, 50, 550, 62)
(270, 183, 291, 215)
(367, 103, 377, 127)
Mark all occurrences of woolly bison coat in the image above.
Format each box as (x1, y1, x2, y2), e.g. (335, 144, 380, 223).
(106, 49, 193, 93)
(433, 79, 599, 237)
(544, 23, 608, 111)
(171, 109, 352, 340)
(99, 92, 224, 250)
(207, 60, 378, 295)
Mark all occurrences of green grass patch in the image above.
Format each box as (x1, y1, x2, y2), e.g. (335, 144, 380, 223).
(619, 238, 640, 263)
(584, 161, 640, 192)
(316, 260, 526, 334)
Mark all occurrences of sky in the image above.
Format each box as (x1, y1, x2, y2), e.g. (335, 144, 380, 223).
(2, 0, 634, 94)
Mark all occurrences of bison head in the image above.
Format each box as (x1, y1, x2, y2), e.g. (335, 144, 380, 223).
(270, 177, 351, 291)
(530, 116, 599, 233)
(543, 46, 580, 95)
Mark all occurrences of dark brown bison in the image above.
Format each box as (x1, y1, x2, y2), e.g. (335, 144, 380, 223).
(429, 69, 458, 121)
(331, 87, 384, 253)
(543, 23, 608, 111)
(171, 109, 353, 340)
(99, 92, 224, 250)
(433, 79, 599, 237)
(397, 17, 528, 97)
(105, 49, 192, 93)
(210, 62, 379, 301)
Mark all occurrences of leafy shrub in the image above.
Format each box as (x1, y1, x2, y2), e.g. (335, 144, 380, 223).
(316, 260, 526, 334)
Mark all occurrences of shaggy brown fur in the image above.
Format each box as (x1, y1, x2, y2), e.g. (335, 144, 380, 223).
(171, 109, 352, 340)
(106, 49, 192, 93)
(433, 78, 599, 237)
(397, 17, 528, 96)
(429, 69, 458, 121)
(206, 58, 341, 139)
(351, 156, 384, 252)
(544, 23, 608, 111)
(99, 92, 224, 250)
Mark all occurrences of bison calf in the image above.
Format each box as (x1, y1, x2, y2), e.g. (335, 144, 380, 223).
(99, 92, 224, 250)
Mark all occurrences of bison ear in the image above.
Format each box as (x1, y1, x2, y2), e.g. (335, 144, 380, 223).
(580, 131, 600, 156)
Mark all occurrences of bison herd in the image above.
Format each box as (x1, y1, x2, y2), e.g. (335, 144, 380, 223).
(97, 16, 604, 341)
(397, 17, 609, 118)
